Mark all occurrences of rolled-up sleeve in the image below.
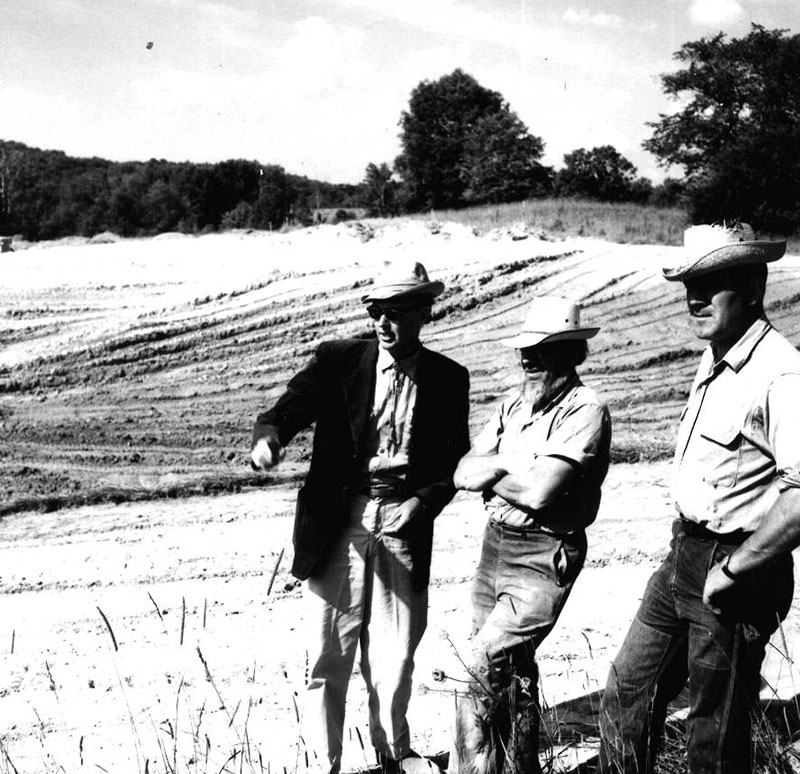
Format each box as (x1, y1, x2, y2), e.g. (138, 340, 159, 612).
(539, 402, 610, 476)
(767, 374, 800, 490)
(471, 403, 506, 455)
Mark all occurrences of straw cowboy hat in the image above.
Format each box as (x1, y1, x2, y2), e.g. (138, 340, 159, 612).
(500, 296, 599, 349)
(361, 259, 444, 302)
(662, 222, 786, 281)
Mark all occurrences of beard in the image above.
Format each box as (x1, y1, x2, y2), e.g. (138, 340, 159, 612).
(522, 371, 573, 412)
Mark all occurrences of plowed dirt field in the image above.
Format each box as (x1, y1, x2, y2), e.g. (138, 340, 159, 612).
(2, 221, 800, 772)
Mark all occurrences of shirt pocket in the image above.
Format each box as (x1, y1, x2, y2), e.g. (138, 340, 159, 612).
(697, 413, 744, 488)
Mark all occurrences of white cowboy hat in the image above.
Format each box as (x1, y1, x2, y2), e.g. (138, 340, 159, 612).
(361, 259, 444, 302)
(500, 296, 599, 349)
(662, 222, 785, 281)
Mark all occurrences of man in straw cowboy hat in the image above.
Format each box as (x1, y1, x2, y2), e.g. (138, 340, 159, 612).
(599, 222, 800, 773)
(251, 259, 469, 773)
(449, 296, 611, 774)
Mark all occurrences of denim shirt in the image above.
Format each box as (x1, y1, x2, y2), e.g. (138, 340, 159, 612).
(472, 376, 611, 529)
(674, 319, 800, 533)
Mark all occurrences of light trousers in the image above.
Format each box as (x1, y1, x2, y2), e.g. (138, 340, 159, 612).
(301, 494, 428, 773)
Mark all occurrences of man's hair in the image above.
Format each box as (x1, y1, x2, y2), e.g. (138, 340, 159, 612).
(728, 263, 768, 312)
(547, 339, 588, 373)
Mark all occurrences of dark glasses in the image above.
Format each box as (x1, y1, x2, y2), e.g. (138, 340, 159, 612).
(366, 305, 421, 322)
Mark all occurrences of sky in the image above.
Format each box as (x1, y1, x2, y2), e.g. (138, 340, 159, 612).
(2, 0, 797, 185)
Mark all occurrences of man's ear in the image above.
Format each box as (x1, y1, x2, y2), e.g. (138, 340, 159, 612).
(746, 274, 767, 309)
(420, 305, 432, 324)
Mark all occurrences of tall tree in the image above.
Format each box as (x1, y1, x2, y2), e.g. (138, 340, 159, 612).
(0, 144, 25, 233)
(396, 69, 547, 210)
(361, 162, 397, 216)
(644, 24, 800, 231)
(251, 165, 292, 230)
(556, 146, 646, 202)
(460, 112, 551, 204)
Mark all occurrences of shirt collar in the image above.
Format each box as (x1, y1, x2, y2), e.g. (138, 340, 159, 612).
(377, 345, 421, 377)
(710, 317, 771, 375)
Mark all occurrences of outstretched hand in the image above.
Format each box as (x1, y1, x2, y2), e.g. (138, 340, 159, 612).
(250, 430, 284, 470)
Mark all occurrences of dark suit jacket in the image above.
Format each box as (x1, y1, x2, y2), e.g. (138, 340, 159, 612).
(252, 337, 470, 588)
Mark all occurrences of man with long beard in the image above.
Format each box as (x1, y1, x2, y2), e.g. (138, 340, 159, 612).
(449, 296, 611, 774)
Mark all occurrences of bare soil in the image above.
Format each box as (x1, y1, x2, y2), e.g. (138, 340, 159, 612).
(2, 222, 800, 772)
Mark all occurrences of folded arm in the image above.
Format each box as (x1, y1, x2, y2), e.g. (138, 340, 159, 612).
(492, 455, 578, 514)
(454, 449, 578, 515)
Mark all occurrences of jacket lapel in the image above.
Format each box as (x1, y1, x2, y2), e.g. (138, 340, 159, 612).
(408, 346, 432, 450)
(343, 339, 378, 447)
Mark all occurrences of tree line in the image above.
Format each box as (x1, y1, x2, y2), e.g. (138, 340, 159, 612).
(379, 25, 800, 233)
(0, 145, 361, 241)
(1, 24, 798, 241)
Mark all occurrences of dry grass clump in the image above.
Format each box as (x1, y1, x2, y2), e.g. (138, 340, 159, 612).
(401, 198, 800, 252)
(411, 200, 689, 246)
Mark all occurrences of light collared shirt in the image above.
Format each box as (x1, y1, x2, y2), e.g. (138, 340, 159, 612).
(361, 346, 419, 485)
(472, 375, 611, 530)
(674, 318, 800, 533)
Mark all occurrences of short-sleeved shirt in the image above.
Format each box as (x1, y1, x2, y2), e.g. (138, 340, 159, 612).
(472, 375, 612, 530)
(674, 319, 800, 533)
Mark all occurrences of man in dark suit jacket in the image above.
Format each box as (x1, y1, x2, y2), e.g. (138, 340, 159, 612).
(251, 259, 470, 774)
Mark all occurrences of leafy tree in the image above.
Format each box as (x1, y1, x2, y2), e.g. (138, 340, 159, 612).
(197, 159, 260, 228)
(556, 145, 646, 202)
(396, 69, 546, 210)
(460, 112, 551, 204)
(220, 201, 253, 229)
(141, 179, 189, 234)
(361, 162, 397, 216)
(650, 178, 686, 208)
(644, 24, 800, 231)
(0, 144, 25, 234)
(251, 165, 292, 230)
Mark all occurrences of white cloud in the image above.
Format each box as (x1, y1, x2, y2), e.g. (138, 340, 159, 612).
(275, 16, 371, 97)
(127, 69, 250, 109)
(563, 7, 625, 29)
(194, 1, 262, 51)
(337, 0, 581, 68)
(109, 15, 400, 179)
(689, 0, 744, 25)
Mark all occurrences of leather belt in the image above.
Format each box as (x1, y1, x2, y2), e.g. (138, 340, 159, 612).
(489, 519, 572, 539)
(677, 517, 749, 545)
(490, 520, 540, 537)
(358, 482, 405, 500)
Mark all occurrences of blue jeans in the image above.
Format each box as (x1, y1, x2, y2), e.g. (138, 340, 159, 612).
(599, 519, 793, 774)
(450, 521, 586, 774)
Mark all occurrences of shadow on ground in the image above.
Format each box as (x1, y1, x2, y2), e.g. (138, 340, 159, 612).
(388, 689, 800, 774)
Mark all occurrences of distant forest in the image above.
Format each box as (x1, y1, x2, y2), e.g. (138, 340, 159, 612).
(0, 140, 362, 241)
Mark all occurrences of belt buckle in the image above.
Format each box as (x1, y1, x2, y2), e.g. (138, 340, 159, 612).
(373, 483, 400, 499)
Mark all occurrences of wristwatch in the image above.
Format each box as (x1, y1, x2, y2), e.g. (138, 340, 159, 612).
(720, 553, 738, 581)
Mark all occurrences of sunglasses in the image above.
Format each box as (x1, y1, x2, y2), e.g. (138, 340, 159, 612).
(520, 348, 545, 368)
(365, 304, 424, 322)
